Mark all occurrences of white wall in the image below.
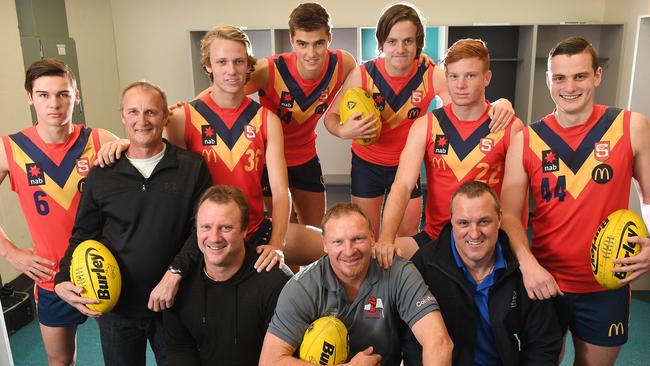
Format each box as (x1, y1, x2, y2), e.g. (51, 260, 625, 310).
(66, 0, 123, 135)
(0, 0, 38, 284)
(603, 0, 650, 106)
(107, 0, 609, 104)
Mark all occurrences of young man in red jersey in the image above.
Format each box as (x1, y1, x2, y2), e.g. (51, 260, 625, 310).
(247, 3, 356, 228)
(374, 39, 524, 265)
(501, 36, 650, 365)
(162, 25, 323, 279)
(325, 3, 514, 239)
(0, 59, 120, 366)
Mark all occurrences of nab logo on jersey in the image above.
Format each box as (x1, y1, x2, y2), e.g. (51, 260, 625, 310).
(480, 138, 494, 153)
(201, 125, 217, 146)
(373, 93, 385, 111)
(26, 163, 45, 186)
(76, 158, 90, 177)
(594, 141, 610, 162)
(411, 90, 423, 105)
(434, 135, 449, 155)
(280, 91, 294, 109)
(542, 150, 559, 173)
(244, 125, 257, 141)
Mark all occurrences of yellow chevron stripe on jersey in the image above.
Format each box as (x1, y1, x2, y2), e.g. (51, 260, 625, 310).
(430, 118, 506, 181)
(188, 107, 262, 171)
(8, 141, 93, 210)
(528, 111, 624, 199)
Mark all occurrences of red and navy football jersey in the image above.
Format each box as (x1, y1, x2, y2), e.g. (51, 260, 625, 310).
(423, 102, 514, 239)
(184, 94, 268, 235)
(260, 50, 344, 167)
(353, 58, 437, 166)
(523, 105, 633, 293)
(2, 125, 101, 291)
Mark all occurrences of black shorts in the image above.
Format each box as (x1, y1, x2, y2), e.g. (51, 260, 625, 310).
(553, 285, 630, 347)
(246, 218, 273, 247)
(412, 231, 434, 247)
(351, 151, 421, 199)
(261, 156, 325, 197)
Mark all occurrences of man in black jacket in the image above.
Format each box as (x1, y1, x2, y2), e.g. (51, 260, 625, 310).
(403, 181, 562, 365)
(163, 185, 289, 365)
(54, 81, 213, 365)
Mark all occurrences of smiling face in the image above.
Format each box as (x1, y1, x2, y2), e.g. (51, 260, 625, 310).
(451, 191, 501, 269)
(197, 200, 247, 274)
(547, 51, 602, 121)
(291, 27, 331, 77)
(446, 57, 491, 108)
(206, 38, 250, 96)
(120, 86, 167, 155)
(322, 211, 374, 287)
(27, 76, 78, 128)
(382, 20, 418, 75)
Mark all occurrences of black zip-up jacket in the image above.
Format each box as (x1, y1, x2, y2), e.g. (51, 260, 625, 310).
(163, 247, 289, 365)
(403, 224, 562, 366)
(56, 141, 213, 318)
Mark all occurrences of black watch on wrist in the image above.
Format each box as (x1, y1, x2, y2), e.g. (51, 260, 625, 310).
(168, 265, 182, 276)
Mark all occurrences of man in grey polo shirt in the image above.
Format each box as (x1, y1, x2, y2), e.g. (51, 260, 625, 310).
(259, 203, 452, 366)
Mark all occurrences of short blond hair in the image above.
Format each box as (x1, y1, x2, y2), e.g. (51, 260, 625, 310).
(200, 25, 257, 82)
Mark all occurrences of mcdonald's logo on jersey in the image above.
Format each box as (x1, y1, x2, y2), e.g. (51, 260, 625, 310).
(201, 149, 219, 163)
(608, 322, 625, 337)
(594, 141, 610, 162)
(430, 157, 447, 170)
(26, 163, 45, 186)
(592, 164, 613, 184)
(277, 108, 292, 124)
(315, 103, 327, 115)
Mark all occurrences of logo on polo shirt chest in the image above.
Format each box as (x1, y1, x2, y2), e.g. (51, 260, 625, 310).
(363, 296, 384, 318)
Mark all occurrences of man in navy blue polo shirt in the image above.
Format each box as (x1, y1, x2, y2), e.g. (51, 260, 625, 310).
(403, 181, 562, 365)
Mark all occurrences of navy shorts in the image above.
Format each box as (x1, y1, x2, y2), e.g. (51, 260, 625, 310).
(553, 285, 630, 346)
(36, 286, 86, 327)
(351, 151, 421, 199)
(262, 156, 325, 197)
(412, 231, 434, 247)
(246, 218, 273, 247)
